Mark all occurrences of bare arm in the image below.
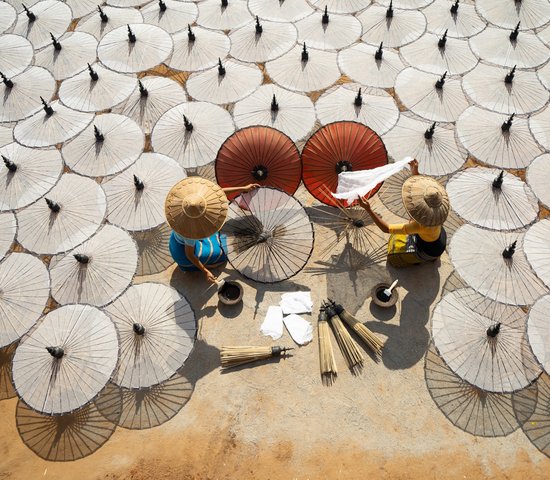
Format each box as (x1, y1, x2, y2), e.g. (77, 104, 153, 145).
(357, 197, 390, 233)
(222, 183, 260, 195)
(185, 245, 217, 284)
(409, 159, 419, 176)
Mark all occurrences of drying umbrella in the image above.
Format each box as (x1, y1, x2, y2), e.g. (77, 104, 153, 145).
(530, 106, 550, 150)
(540, 24, 550, 46)
(61, 113, 144, 177)
(107, 0, 149, 5)
(526, 154, 550, 208)
(76, 6, 144, 40)
(446, 167, 539, 231)
(131, 223, 174, 276)
(449, 224, 547, 306)
(141, 0, 198, 34)
(222, 187, 314, 283)
(0, 126, 12, 147)
(196, 0, 253, 30)
(0, 2, 16, 33)
(524, 219, 550, 288)
(34, 32, 98, 81)
(0, 343, 17, 399)
(307, 0, 370, 14)
(338, 42, 406, 89)
(215, 126, 301, 199)
(186, 59, 263, 105)
(16, 173, 107, 255)
(432, 288, 541, 392)
(455, 106, 542, 169)
(538, 61, 550, 92)
(0, 34, 34, 77)
(302, 121, 388, 207)
(0, 142, 63, 211)
(12, 304, 119, 415)
(475, 0, 550, 30)
(423, 0, 486, 38)
(462, 64, 549, 115)
(103, 152, 186, 232)
(249, 0, 313, 22)
(377, 0, 434, 8)
(151, 102, 235, 168)
(232, 84, 316, 143)
(528, 295, 550, 373)
(64, 0, 104, 19)
(0, 212, 16, 261)
(0, 253, 50, 348)
(97, 23, 173, 74)
(265, 44, 340, 93)
(229, 17, 297, 63)
(105, 283, 196, 389)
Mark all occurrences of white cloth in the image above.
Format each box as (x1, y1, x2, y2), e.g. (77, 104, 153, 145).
(333, 157, 413, 205)
(279, 291, 313, 314)
(260, 306, 284, 340)
(283, 314, 313, 346)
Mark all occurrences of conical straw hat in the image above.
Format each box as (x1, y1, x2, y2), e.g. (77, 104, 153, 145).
(402, 175, 449, 226)
(165, 177, 228, 239)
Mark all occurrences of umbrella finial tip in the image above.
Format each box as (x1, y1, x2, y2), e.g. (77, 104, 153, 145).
(424, 122, 436, 139)
(46, 346, 64, 358)
(187, 24, 195, 42)
(322, 6, 329, 24)
(255, 16, 263, 34)
(270, 93, 279, 112)
(127, 24, 137, 43)
(492, 170, 504, 189)
(386, 0, 394, 18)
(98, 5, 108, 22)
(354, 88, 362, 107)
(301, 43, 309, 62)
(2, 155, 17, 172)
(133, 323, 146, 335)
(183, 114, 194, 132)
(133, 174, 145, 190)
(502, 240, 517, 259)
(218, 58, 226, 76)
(159, 0, 167, 11)
(375, 42, 383, 60)
(450, 0, 459, 14)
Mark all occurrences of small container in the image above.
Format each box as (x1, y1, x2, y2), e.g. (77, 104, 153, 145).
(371, 282, 399, 308)
(218, 280, 244, 306)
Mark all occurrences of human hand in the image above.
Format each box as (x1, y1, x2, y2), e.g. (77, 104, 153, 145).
(204, 269, 218, 284)
(242, 183, 260, 192)
(409, 159, 419, 175)
(357, 196, 371, 211)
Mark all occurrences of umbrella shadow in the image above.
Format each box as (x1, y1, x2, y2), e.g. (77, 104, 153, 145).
(0, 342, 17, 400)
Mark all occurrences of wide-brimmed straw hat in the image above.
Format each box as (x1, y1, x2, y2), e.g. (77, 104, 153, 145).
(165, 178, 228, 239)
(402, 175, 449, 227)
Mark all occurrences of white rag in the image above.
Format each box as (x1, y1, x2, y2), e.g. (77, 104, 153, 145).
(260, 306, 284, 340)
(283, 314, 313, 345)
(333, 157, 413, 205)
(280, 291, 313, 314)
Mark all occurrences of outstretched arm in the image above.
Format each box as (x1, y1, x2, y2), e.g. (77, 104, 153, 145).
(222, 184, 261, 195)
(185, 245, 217, 284)
(409, 159, 419, 176)
(357, 197, 390, 234)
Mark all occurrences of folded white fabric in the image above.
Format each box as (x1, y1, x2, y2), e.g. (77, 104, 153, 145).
(260, 306, 284, 340)
(280, 291, 313, 314)
(283, 314, 313, 345)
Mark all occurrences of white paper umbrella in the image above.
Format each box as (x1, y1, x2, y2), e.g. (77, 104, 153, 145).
(186, 60, 263, 104)
(529, 106, 550, 150)
(13, 0, 72, 49)
(358, 4, 426, 48)
(528, 295, 550, 373)
(307, 0, 370, 14)
(229, 18, 297, 63)
(449, 224, 547, 306)
(0, 126, 13, 147)
(249, 0, 313, 22)
(12, 304, 119, 415)
(97, 23, 173, 74)
(0, 142, 63, 211)
(538, 61, 550, 91)
(476, 0, 550, 30)
(141, 0, 198, 33)
(233, 84, 315, 142)
(456, 106, 542, 169)
(0, 66, 55, 123)
(338, 42, 405, 89)
(382, 114, 465, 176)
(151, 101, 235, 168)
(197, 0, 253, 30)
(34, 32, 98, 81)
(49, 224, 137, 307)
(265, 44, 340, 93)
(64, 0, 104, 19)
(4, 0, 40, 11)
(0, 34, 33, 77)
(446, 167, 539, 231)
(540, 24, 550, 46)
(106, 0, 149, 5)
(0, 2, 17, 33)
(423, 0, 486, 38)
(103, 152, 186, 231)
(432, 288, 541, 392)
(295, 9, 362, 50)
(0, 212, 16, 262)
(315, 83, 399, 136)
(524, 219, 550, 288)
(16, 174, 107, 255)
(377, 0, 434, 9)
(76, 6, 144, 40)
(105, 282, 196, 389)
(526, 153, 550, 208)
(0, 253, 50, 349)
(131, 223, 174, 276)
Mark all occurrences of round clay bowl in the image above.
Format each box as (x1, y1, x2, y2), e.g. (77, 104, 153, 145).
(371, 282, 399, 308)
(218, 280, 243, 306)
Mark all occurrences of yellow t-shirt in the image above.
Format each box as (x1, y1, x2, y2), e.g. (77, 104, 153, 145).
(388, 220, 441, 242)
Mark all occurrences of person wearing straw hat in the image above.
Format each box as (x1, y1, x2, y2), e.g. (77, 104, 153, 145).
(165, 177, 259, 283)
(358, 160, 450, 267)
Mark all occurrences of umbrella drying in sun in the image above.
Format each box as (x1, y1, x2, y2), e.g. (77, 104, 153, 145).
(526, 154, 550, 208)
(0, 34, 34, 77)
(308, 0, 370, 14)
(249, 0, 313, 22)
(476, 0, 550, 30)
(524, 219, 550, 289)
(0, 212, 16, 262)
(527, 295, 550, 374)
(131, 223, 174, 276)
(64, 0, 105, 19)
(76, 6, 143, 39)
(529, 106, 550, 151)
(0, 2, 16, 33)
(196, 0, 252, 30)
(141, 0, 198, 34)
(423, 0, 486, 38)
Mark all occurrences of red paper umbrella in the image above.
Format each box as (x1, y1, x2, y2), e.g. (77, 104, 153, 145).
(215, 126, 301, 201)
(301, 121, 388, 206)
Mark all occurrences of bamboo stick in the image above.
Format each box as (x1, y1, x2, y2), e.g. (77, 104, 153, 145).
(318, 309, 337, 384)
(220, 346, 292, 369)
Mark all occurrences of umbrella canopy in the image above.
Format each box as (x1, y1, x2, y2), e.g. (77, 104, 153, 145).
(167, 25, 230, 73)
(103, 152, 186, 232)
(107, 0, 149, 5)
(232, 84, 315, 142)
(446, 167, 539, 231)
(462, 64, 549, 115)
(265, 44, 340, 93)
(76, 6, 144, 40)
(151, 101, 235, 168)
(222, 187, 314, 283)
(16, 174, 107, 255)
(315, 83, 399, 135)
(524, 219, 550, 288)
(432, 288, 541, 393)
(64, 0, 104, 19)
(141, 0, 198, 34)
(249, 0, 313, 22)
(0, 34, 34, 77)
(295, 9, 362, 50)
(540, 24, 550, 46)
(215, 126, 301, 199)
(196, 0, 253, 30)
(526, 154, 550, 208)
(0, 343, 17, 400)
(449, 224, 548, 306)
(49, 224, 137, 307)
(34, 31, 98, 81)
(105, 282, 196, 389)
(0, 212, 16, 261)
(476, 0, 550, 30)
(455, 106, 542, 169)
(529, 106, 550, 150)
(0, 142, 63, 211)
(377, 0, 434, 8)
(0, 2, 16, 33)
(538, 61, 550, 91)
(307, 0, 370, 14)
(186, 59, 263, 105)
(61, 113, 144, 177)
(528, 295, 550, 374)
(0, 253, 50, 349)
(229, 17, 297, 63)
(423, 0, 486, 38)
(0, 126, 12, 147)
(131, 223, 174, 276)
(13, 304, 119, 415)
(97, 23, 173, 74)
(338, 42, 406, 89)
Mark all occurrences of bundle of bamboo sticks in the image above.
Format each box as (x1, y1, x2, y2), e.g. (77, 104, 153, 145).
(318, 308, 337, 384)
(220, 346, 292, 369)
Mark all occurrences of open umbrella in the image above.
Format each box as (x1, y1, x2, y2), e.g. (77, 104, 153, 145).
(151, 101, 235, 168)
(0, 126, 12, 147)
(540, 24, 550, 46)
(449, 224, 547, 306)
(530, 106, 550, 150)
(107, 0, 149, 5)
(0, 343, 17, 399)
(12, 304, 119, 415)
(16, 173, 107, 255)
(302, 121, 388, 207)
(476, 0, 550, 30)
(215, 126, 301, 199)
(49, 224, 138, 307)
(141, 0, 198, 34)
(196, 0, 253, 30)
(0, 253, 50, 349)
(61, 113, 144, 177)
(526, 154, 550, 208)
(295, 9, 362, 50)
(377, 0, 434, 9)
(249, 0, 313, 22)
(423, 0, 486, 38)
(524, 219, 550, 288)
(131, 223, 174, 276)
(0, 2, 16, 33)
(0, 34, 34, 77)
(232, 84, 316, 143)
(446, 167, 539, 231)
(76, 6, 144, 40)
(528, 295, 550, 374)
(538, 61, 550, 91)
(222, 187, 314, 283)
(432, 288, 541, 392)
(307, 0, 370, 14)
(456, 106, 542, 169)
(103, 152, 186, 232)
(64, 0, 104, 19)
(0, 212, 16, 262)
(105, 283, 196, 389)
